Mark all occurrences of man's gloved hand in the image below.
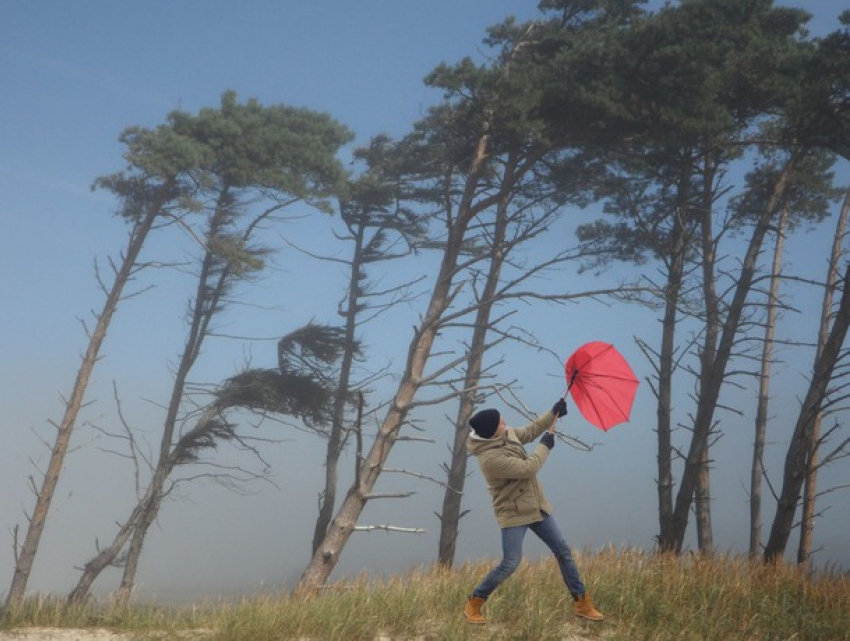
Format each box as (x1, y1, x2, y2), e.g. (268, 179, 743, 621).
(552, 397, 568, 418)
(540, 432, 555, 450)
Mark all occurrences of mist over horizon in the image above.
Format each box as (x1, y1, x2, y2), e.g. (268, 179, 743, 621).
(3, 0, 849, 606)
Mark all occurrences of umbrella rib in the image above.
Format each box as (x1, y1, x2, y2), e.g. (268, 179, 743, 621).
(576, 383, 607, 428)
(580, 380, 629, 420)
(566, 342, 639, 430)
(573, 377, 635, 428)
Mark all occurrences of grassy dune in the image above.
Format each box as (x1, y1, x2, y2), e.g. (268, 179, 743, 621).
(2, 548, 848, 640)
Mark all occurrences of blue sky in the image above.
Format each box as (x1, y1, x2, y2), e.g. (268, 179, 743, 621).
(2, 1, 849, 602)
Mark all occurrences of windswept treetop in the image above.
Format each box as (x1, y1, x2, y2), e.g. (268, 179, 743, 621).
(104, 90, 355, 219)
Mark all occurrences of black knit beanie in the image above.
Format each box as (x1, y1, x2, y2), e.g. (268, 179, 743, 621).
(469, 408, 501, 439)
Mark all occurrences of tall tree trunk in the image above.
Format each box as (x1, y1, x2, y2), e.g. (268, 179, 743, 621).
(656, 231, 685, 552)
(298, 254, 458, 590)
(312, 430, 343, 556)
(765, 262, 850, 561)
(750, 204, 789, 558)
(298, 133, 502, 591)
(796, 420, 820, 566)
(114, 493, 161, 607)
(111, 401, 228, 606)
(670, 157, 796, 553)
(6, 186, 172, 609)
(66, 486, 157, 604)
(695, 448, 713, 554)
(436, 400, 474, 567)
(656, 168, 693, 553)
(437, 187, 510, 567)
(797, 190, 850, 566)
(694, 155, 719, 555)
(312, 224, 363, 555)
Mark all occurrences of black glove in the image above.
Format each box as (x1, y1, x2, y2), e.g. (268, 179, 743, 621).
(540, 432, 555, 450)
(552, 397, 567, 418)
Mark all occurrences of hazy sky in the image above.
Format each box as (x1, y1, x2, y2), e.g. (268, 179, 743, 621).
(2, 1, 849, 603)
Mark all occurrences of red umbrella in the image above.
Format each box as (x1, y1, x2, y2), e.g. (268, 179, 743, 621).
(565, 341, 639, 431)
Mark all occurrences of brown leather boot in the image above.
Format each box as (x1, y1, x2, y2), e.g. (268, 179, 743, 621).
(463, 595, 486, 624)
(574, 592, 604, 621)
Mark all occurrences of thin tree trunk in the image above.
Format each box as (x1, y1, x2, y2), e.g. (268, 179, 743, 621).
(656, 222, 685, 551)
(750, 204, 789, 558)
(765, 262, 850, 561)
(312, 224, 363, 555)
(437, 401, 474, 567)
(437, 186, 510, 567)
(695, 449, 713, 554)
(694, 155, 719, 555)
(312, 406, 345, 557)
(5, 186, 172, 609)
(656, 169, 692, 553)
(114, 494, 161, 606)
(797, 190, 850, 566)
(797, 421, 820, 566)
(66, 445, 174, 604)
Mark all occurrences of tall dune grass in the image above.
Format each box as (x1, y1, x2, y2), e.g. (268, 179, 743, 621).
(2, 548, 848, 640)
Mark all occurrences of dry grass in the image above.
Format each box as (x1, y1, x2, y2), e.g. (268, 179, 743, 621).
(2, 548, 848, 640)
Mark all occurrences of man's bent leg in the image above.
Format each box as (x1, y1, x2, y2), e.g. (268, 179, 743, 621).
(472, 525, 527, 599)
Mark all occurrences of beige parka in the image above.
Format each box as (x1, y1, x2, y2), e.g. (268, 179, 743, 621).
(467, 410, 557, 528)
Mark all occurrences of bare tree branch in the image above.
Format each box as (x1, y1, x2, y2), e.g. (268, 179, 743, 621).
(383, 468, 463, 494)
(354, 524, 425, 534)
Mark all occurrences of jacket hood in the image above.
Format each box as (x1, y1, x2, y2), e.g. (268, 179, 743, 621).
(467, 428, 514, 456)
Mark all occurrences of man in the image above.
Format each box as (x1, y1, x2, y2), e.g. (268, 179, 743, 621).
(462, 399, 604, 624)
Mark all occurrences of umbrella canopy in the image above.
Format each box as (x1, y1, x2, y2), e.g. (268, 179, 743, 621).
(565, 341, 639, 431)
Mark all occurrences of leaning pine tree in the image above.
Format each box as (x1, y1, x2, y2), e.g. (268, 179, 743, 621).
(67, 91, 353, 605)
(4, 126, 193, 609)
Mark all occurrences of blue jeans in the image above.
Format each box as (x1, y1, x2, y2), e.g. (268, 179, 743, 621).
(473, 512, 585, 599)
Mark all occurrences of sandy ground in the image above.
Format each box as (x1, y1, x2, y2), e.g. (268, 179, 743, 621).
(0, 631, 131, 641)
(0, 626, 597, 640)
(0, 630, 212, 641)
